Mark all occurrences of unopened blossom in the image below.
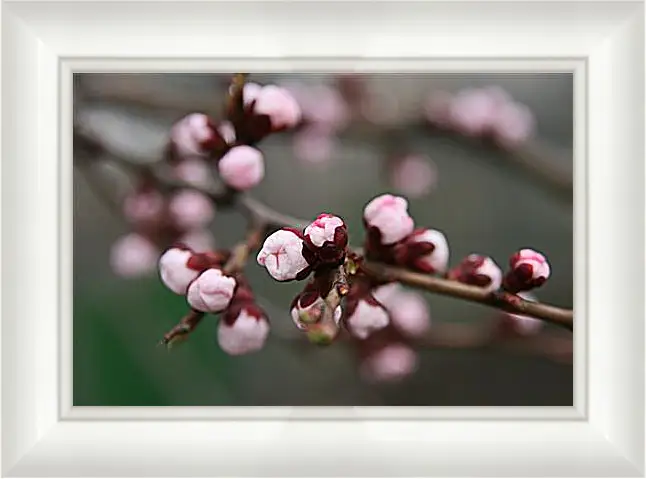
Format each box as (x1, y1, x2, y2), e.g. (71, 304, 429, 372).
(292, 83, 350, 131)
(360, 343, 418, 383)
(218, 304, 269, 356)
(303, 214, 348, 266)
(448, 254, 503, 293)
(110, 233, 159, 278)
(257, 229, 311, 281)
(290, 291, 342, 330)
(371, 282, 403, 308)
(390, 154, 438, 198)
(345, 295, 390, 340)
(490, 101, 535, 148)
(388, 291, 431, 339)
(170, 113, 222, 159)
(186, 268, 236, 313)
(502, 292, 543, 335)
(123, 189, 165, 225)
(363, 194, 414, 245)
(394, 228, 450, 274)
(449, 88, 500, 136)
(503, 248, 550, 293)
(241, 82, 263, 107)
(292, 126, 337, 165)
(158, 247, 200, 295)
(173, 158, 212, 190)
(168, 189, 215, 230)
(217, 145, 265, 190)
(251, 85, 302, 131)
(179, 229, 215, 253)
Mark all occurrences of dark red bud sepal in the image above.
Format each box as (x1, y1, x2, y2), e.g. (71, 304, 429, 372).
(502, 249, 551, 293)
(302, 214, 349, 268)
(185, 250, 231, 273)
(447, 254, 503, 293)
(393, 239, 436, 273)
(363, 224, 398, 263)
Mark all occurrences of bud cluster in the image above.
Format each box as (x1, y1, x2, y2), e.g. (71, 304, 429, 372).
(158, 245, 269, 355)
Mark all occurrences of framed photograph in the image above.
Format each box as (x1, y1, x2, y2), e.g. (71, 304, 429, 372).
(2, 0, 644, 476)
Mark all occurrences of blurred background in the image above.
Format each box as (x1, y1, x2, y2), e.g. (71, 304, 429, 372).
(73, 73, 573, 406)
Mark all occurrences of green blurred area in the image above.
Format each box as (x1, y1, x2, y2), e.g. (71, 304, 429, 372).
(74, 73, 573, 406)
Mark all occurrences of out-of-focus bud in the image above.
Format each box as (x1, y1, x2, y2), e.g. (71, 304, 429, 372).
(388, 291, 431, 339)
(447, 254, 503, 293)
(394, 228, 449, 274)
(110, 233, 159, 278)
(500, 292, 543, 335)
(292, 126, 337, 166)
(390, 154, 438, 198)
(503, 248, 550, 293)
(217, 121, 236, 146)
(168, 189, 215, 231)
(290, 289, 342, 330)
(251, 85, 302, 131)
(302, 214, 348, 266)
(371, 282, 403, 307)
(179, 229, 215, 253)
(256, 228, 311, 282)
(186, 268, 236, 313)
(158, 246, 200, 295)
(363, 194, 415, 246)
(423, 91, 454, 128)
(345, 294, 390, 340)
(170, 113, 224, 159)
(291, 83, 350, 132)
(360, 343, 418, 383)
(217, 145, 265, 190)
(449, 88, 499, 136)
(123, 188, 165, 226)
(172, 158, 212, 190)
(490, 101, 535, 148)
(218, 303, 270, 356)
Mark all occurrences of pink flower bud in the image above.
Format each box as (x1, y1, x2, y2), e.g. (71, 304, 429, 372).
(158, 247, 200, 295)
(256, 229, 311, 281)
(503, 248, 550, 292)
(346, 295, 390, 340)
(253, 85, 302, 130)
(448, 254, 503, 293)
(290, 292, 342, 330)
(501, 292, 543, 335)
(168, 189, 215, 231)
(179, 229, 215, 253)
(371, 282, 403, 308)
(388, 291, 431, 339)
(360, 343, 418, 383)
(173, 158, 212, 190)
(110, 233, 159, 278)
(218, 306, 270, 356)
(123, 189, 165, 225)
(241, 82, 263, 107)
(449, 88, 498, 136)
(293, 83, 350, 131)
(394, 228, 449, 274)
(217, 145, 265, 190)
(170, 113, 221, 159)
(490, 101, 535, 148)
(186, 268, 236, 313)
(363, 194, 414, 245)
(292, 126, 337, 165)
(303, 214, 348, 266)
(390, 154, 438, 198)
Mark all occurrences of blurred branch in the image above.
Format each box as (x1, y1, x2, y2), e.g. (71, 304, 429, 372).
(158, 310, 205, 348)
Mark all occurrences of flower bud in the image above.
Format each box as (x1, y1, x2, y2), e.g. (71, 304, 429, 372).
(168, 189, 215, 231)
(158, 247, 200, 295)
(256, 229, 311, 281)
(290, 290, 342, 330)
(218, 303, 270, 356)
(503, 248, 550, 292)
(173, 158, 212, 190)
(110, 233, 159, 278)
(388, 291, 431, 339)
(179, 229, 216, 253)
(394, 228, 449, 274)
(217, 145, 265, 191)
(448, 254, 503, 293)
(490, 101, 535, 148)
(371, 282, 403, 308)
(449, 88, 498, 136)
(170, 113, 224, 159)
(252, 85, 302, 131)
(292, 126, 337, 165)
(363, 194, 414, 245)
(390, 154, 437, 198)
(303, 214, 348, 266)
(360, 343, 418, 383)
(123, 189, 165, 226)
(345, 295, 390, 340)
(186, 268, 236, 313)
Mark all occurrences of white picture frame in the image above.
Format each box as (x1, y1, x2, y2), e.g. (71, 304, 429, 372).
(1, 0, 644, 476)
